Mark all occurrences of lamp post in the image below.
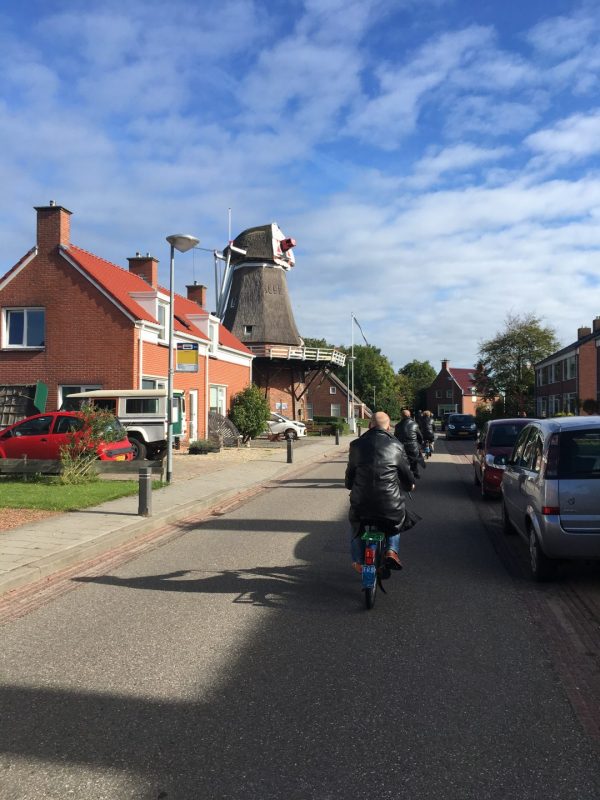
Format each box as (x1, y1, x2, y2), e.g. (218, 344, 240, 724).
(165, 234, 200, 484)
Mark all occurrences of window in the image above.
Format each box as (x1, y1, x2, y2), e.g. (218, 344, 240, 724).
(566, 356, 577, 380)
(125, 398, 158, 414)
(512, 427, 534, 467)
(446, 389, 453, 398)
(329, 387, 337, 395)
(54, 416, 85, 434)
(209, 321, 219, 354)
(157, 303, 167, 340)
(60, 385, 101, 408)
(209, 385, 226, 415)
(528, 434, 544, 473)
(243, 325, 253, 335)
(306, 402, 313, 420)
(331, 403, 341, 417)
(435, 390, 441, 398)
(4, 308, 45, 347)
(11, 415, 53, 436)
(142, 378, 166, 390)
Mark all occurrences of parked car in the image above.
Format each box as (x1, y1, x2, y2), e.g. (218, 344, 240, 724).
(446, 413, 477, 439)
(473, 418, 532, 498)
(0, 411, 134, 461)
(502, 416, 600, 581)
(266, 413, 306, 440)
(63, 389, 186, 460)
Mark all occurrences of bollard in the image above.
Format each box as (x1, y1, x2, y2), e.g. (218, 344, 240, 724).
(357, 426, 362, 437)
(335, 428, 340, 445)
(138, 466, 153, 517)
(287, 437, 293, 463)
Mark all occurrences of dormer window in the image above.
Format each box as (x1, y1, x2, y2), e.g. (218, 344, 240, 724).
(209, 320, 219, 354)
(244, 325, 253, 335)
(157, 302, 167, 340)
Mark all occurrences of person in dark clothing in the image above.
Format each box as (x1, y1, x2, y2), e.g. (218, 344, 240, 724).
(394, 408, 425, 479)
(345, 411, 415, 573)
(419, 410, 435, 448)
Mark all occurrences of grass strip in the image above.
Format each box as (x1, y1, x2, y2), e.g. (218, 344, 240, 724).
(0, 478, 163, 511)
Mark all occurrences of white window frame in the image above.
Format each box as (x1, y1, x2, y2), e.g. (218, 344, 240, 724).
(3, 307, 45, 348)
(209, 384, 227, 415)
(142, 377, 166, 390)
(331, 403, 341, 417)
(329, 386, 337, 395)
(157, 302, 167, 341)
(209, 320, 219, 355)
(306, 402, 314, 420)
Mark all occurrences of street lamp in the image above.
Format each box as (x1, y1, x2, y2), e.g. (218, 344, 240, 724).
(165, 234, 200, 483)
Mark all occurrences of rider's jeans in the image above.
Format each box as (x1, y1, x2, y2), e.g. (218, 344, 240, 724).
(350, 531, 400, 564)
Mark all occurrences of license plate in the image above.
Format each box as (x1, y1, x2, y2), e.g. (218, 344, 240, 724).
(114, 455, 126, 461)
(362, 564, 376, 587)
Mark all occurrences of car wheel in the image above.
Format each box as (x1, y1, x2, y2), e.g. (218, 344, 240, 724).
(129, 437, 147, 461)
(529, 529, 558, 582)
(284, 428, 298, 440)
(502, 502, 516, 535)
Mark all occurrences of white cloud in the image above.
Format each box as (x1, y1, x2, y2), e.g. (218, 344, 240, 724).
(526, 110, 600, 164)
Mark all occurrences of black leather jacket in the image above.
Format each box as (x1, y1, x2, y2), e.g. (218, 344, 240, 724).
(394, 417, 423, 456)
(419, 416, 435, 442)
(345, 428, 414, 523)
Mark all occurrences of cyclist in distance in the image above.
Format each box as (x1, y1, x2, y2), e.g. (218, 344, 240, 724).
(394, 408, 425, 479)
(345, 411, 416, 573)
(419, 409, 435, 454)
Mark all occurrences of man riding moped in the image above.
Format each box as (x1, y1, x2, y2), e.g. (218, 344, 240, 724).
(345, 411, 416, 574)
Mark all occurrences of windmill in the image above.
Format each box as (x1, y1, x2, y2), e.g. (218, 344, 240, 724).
(219, 222, 346, 419)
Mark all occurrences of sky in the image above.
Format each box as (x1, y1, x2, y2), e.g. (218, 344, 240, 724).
(1, 0, 600, 372)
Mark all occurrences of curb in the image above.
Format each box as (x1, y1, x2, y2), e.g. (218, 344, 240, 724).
(0, 443, 350, 599)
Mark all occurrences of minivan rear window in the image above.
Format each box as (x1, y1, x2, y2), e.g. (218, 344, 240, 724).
(558, 430, 600, 479)
(489, 424, 525, 448)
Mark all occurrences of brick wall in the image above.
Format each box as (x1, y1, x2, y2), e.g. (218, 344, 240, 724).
(1, 250, 136, 410)
(578, 340, 597, 406)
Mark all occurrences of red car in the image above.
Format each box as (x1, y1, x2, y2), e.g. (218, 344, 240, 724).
(0, 411, 134, 461)
(473, 418, 532, 499)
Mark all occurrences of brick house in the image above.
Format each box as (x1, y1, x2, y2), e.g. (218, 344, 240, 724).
(304, 369, 371, 420)
(534, 319, 600, 416)
(425, 359, 484, 418)
(0, 203, 253, 440)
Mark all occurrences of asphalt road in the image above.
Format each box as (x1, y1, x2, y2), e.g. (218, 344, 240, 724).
(1, 438, 600, 799)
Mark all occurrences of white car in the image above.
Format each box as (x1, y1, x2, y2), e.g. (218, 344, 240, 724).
(267, 413, 307, 440)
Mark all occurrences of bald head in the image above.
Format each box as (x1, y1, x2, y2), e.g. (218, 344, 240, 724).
(369, 411, 391, 430)
(402, 409, 411, 418)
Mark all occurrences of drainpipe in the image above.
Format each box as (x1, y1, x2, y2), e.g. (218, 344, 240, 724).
(137, 323, 144, 388)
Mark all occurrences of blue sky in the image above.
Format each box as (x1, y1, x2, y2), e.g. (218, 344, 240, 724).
(2, 0, 600, 371)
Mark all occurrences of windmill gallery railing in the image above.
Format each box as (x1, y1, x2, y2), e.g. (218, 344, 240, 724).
(246, 345, 346, 366)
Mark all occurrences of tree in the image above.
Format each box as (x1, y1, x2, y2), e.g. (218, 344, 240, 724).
(398, 360, 437, 411)
(475, 313, 560, 416)
(228, 384, 271, 443)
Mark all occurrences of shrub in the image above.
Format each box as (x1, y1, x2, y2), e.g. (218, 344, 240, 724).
(60, 404, 123, 485)
(188, 439, 220, 454)
(229, 384, 271, 443)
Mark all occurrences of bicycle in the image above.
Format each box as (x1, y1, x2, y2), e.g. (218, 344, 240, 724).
(360, 524, 389, 610)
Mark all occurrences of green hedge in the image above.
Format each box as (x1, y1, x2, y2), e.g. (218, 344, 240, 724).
(188, 439, 221, 454)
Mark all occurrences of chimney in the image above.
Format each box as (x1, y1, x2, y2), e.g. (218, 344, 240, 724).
(578, 326, 592, 339)
(128, 252, 159, 288)
(593, 317, 600, 333)
(187, 282, 207, 308)
(441, 359, 449, 371)
(34, 201, 72, 253)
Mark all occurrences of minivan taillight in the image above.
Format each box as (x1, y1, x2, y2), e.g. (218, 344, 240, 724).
(542, 506, 560, 516)
(543, 433, 559, 479)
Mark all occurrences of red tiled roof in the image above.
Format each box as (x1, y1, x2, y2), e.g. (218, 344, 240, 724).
(449, 367, 476, 392)
(63, 244, 250, 354)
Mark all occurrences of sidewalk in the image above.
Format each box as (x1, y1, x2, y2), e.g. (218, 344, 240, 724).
(0, 436, 352, 597)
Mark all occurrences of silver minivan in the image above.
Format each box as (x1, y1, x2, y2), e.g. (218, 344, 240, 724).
(502, 416, 600, 580)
